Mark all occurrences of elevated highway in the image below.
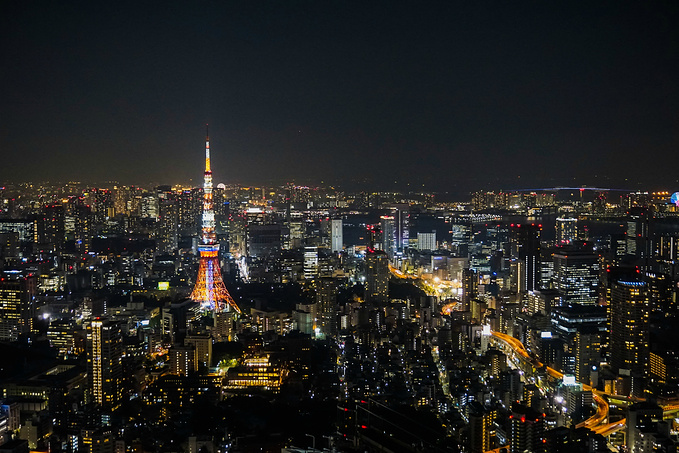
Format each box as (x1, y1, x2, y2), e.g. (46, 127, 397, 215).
(490, 331, 610, 433)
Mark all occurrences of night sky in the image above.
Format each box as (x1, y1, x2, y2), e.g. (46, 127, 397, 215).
(2, 1, 679, 194)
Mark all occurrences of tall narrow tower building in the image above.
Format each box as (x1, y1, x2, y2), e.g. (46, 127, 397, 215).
(190, 127, 241, 313)
(87, 318, 123, 408)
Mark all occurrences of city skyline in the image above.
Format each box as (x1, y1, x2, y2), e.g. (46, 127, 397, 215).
(3, 3, 679, 451)
(3, 2, 679, 192)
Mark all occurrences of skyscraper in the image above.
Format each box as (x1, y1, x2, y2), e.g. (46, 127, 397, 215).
(395, 205, 410, 253)
(316, 277, 338, 338)
(365, 249, 389, 303)
(417, 232, 436, 251)
(0, 273, 36, 341)
(468, 401, 497, 453)
(609, 279, 649, 380)
(304, 246, 319, 280)
(190, 128, 240, 314)
(510, 403, 545, 453)
(510, 223, 541, 292)
(553, 241, 599, 306)
(380, 215, 395, 258)
(331, 219, 343, 253)
(87, 318, 123, 409)
(555, 217, 577, 244)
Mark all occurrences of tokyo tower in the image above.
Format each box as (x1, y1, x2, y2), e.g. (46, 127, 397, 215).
(190, 126, 241, 313)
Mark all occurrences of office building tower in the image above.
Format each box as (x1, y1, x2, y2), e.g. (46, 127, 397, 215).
(140, 193, 159, 219)
(555, 217, 577, 244)
(40, 204, 65, 253)
(304, 246, 319, 280)
(316, 277, 338, 338)
(190, 128, 240, 314)
(417, 232, 436, 251)
(526, 289, 558, 315)
(0, 274, 36, 341)
(468, 402, 497, 453)
(627, 402, 664, 453)
(510, 403, 545, 453)
(185, 334, 213, 368)
(157, 189, 178, 254)
(656, 233, 679, 281)
(551, 304, 607, 347)
(331, 219, 343, 253)
(169, 345, 197, 376)
(461, 268, 478, 311)
(0, 219, 38, 245)
(395, 205, 410, 253)
(365, 249, 389, 303)
(510, 223, 541, 292)
(112, 185, 130, 216)
(610, 280, 649, 380)
(177, 188, 202, 236)
(553, 241, 599, 305)
(626, 210, 653, 271)
(86, 319, 123, 409)
(213, 311, 234, 342)
(380, 215, 395, 257)
(69, 203, 93, 253)
(574, 326, 602, 386)
(89, 188, 114, 224)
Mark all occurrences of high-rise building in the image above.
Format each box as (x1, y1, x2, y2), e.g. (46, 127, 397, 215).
(316, 277, 338, 338)
(461, 268, 478, 311)
(304, 246, 319, 280)
(331, 219, 343, 253)
(553, 241, 599, 306)
(365, 249, 389, 303)
(169, 345, 197, 376)
(213, 311, 234, 342)
(86, 318, 123, 409)
(610, 280, 649, 380)
(112, 185, 130, 216)
(626, 402, 664, 453)
(140, 193, 159, 219)
(177, 189, 202, 237)
(40, 204, 65, 253)
(395, 205, 409, 253)
(0, 274, 36, 341)
(510, 403, 545, 453)
(185, 334, 212, 368)
(510, 223, 541, 292)
(417, 232, 436, 251)
(71, 203, 93, 253)
(468, 402, 497, 453)
(190, 128, 240, 314)
(555, 217, 577, 244)
(157, 188, 178, 254)
(380, 215, 395, 257)
(574, 326, 602, 386)
(0, 219, 38, 245)
(89, 188, 114, 224)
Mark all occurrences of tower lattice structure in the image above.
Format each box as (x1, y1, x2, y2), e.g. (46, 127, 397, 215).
(190, 127, 241, 313)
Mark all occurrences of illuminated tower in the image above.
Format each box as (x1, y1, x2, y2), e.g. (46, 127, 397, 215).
(190, 126, 241, 313)
(87, 318, 122, 408)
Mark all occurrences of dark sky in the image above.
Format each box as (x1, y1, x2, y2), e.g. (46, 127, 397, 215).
(2, 1, 679, 193)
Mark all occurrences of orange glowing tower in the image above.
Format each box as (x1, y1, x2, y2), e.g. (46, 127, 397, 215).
(190, 126, 241, 313)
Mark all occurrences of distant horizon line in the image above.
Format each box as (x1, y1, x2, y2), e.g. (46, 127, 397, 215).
(1, 179, 675, 195)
